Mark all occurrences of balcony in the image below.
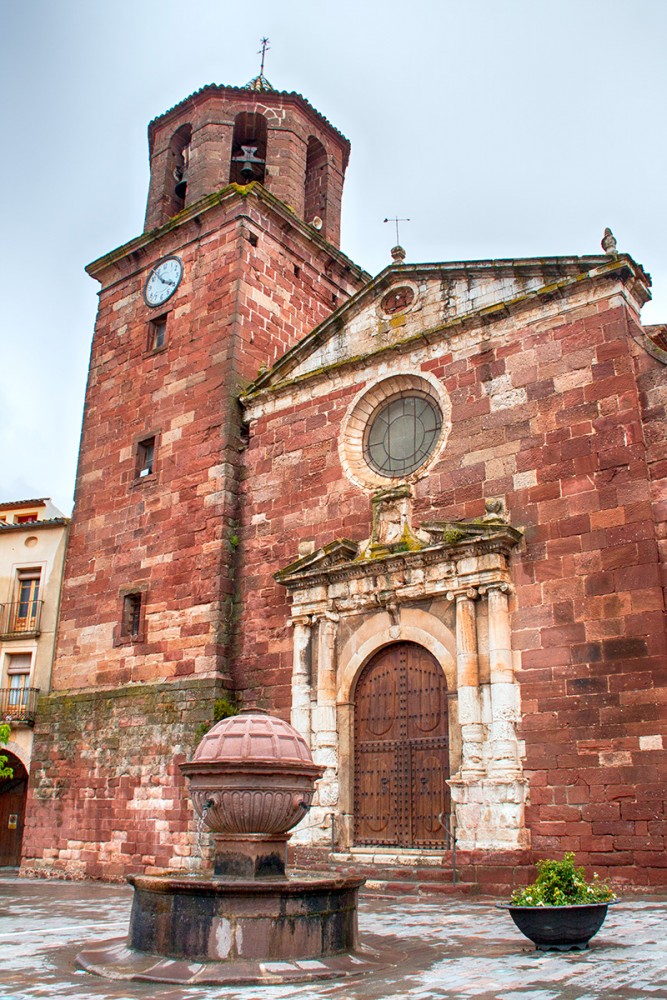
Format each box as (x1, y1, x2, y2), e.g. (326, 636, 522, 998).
(0, 601, 43, 639)
(0, 687, 40, 726)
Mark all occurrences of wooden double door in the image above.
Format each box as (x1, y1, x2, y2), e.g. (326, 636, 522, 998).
(354, 642, 450, 848)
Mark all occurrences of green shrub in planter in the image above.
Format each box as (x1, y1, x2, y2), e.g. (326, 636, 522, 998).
(510, 853, 616, 907)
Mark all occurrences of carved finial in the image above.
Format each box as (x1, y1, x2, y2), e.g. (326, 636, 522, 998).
(384, 217, 410, 264)
(483, 498, 508, 523)
(601, 227, 618, 256)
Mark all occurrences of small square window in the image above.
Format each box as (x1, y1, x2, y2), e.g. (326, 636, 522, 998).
(136, 437, 155, 478)
(121, 593, 142, 639)
(148, 315, 167, 352)
(15, 514, 38, 524)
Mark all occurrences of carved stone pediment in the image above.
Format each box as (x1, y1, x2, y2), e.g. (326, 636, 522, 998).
(275, 539, 359, 587)
(276, 514, 523, 610)
(420, 519, 523, 550)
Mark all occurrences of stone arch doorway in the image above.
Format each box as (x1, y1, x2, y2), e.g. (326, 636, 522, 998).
(353, 642, 450, 849)
(0, 752, 28, 867)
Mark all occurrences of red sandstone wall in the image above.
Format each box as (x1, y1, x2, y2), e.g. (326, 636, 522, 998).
(237, 294, 667, 885)
(24, 190, 367, 877)
(53, 192, 365, 694)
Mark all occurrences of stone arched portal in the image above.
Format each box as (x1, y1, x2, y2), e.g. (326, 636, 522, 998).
(354, 641, 450, 849)
(277, 504, 529, 854)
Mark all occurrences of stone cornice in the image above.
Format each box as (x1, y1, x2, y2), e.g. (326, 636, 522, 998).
(276, 521, 522, 592)
(147, 83, 351, 160)
(85, 183, 369, 283)
(242, 254, 650, 408)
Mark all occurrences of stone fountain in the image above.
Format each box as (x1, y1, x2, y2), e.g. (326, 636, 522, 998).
(77, 711, 396, 985)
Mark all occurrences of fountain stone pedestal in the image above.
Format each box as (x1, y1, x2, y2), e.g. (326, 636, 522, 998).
(77, 712, 397, 985)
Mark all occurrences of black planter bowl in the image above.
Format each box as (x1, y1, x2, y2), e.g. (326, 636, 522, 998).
(497, 901, 618, 951)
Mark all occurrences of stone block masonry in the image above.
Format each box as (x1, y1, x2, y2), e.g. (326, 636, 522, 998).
(22, 678, 219, 879)
(238, 270, 667, 888)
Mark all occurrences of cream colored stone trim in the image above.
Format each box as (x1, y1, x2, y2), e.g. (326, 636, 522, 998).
(338, 372, 452, 491)
(337, 609, 457, 703)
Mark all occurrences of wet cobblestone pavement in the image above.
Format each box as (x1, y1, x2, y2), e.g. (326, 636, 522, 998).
(1, 875, 665, 999)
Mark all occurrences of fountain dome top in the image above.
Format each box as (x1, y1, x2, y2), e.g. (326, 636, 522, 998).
(192, 711, 315, 767)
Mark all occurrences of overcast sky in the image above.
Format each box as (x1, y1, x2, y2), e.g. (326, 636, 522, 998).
(2, 0, 666, 514)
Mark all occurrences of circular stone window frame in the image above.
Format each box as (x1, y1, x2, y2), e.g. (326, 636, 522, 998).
(339, 372, 452, 491)
(375, 280, 421, 320)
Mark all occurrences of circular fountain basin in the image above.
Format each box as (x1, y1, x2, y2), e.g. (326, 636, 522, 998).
(77, 872, 399, 984)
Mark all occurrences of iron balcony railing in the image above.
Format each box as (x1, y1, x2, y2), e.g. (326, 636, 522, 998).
(0, 601, 43, 638)
(0, 687, 40, 726)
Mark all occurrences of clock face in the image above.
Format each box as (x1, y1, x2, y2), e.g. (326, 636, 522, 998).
(143, 256, 183, 307)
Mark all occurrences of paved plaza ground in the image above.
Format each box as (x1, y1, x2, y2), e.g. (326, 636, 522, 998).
(0, 874, 665, 1000)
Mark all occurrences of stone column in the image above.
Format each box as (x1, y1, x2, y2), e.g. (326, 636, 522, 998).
(313, 614, 339, 771)
(290, 617, 313, 749)
(455, 590, 485, 778)
(487, 584, 521, 778)
(292, 613, 339, 846)
(450, 582, 529, 849)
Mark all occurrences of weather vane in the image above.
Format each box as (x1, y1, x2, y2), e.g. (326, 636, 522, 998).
(383, 216, 410, 245)
(258, 37, 270, 77)
(384, 216, 410, 263)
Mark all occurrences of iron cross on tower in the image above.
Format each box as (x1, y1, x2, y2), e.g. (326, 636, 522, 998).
(258, 37, 270, 76)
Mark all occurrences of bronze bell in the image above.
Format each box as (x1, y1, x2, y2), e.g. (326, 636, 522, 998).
(174, 166, 188, 200)
(240, 160, 255, 182)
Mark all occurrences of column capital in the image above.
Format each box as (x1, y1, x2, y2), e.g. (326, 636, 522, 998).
(479, 581, 513, 598)
(447, 586, 480, 602)
(288, 614, 314, 628)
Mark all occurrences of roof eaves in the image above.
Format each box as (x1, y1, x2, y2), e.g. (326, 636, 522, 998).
(0, 517, 70, 532)
(147, 83, 350, 151)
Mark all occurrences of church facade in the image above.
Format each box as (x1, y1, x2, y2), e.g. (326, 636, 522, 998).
(21, 80, 667, 890)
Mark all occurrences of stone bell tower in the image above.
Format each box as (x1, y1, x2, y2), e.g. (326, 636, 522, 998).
(21, 78, 369, 879)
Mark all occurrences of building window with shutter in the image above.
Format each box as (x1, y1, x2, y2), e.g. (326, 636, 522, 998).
(10, 569, 42, 634)
(2, 652, 33, 720)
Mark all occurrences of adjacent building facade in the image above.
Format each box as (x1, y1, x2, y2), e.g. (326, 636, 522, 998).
(20, 79, 667, 889)
(0, 499, 68, 866)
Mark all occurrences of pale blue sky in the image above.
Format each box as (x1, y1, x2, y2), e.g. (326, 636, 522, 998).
(2, 0, 666, 512)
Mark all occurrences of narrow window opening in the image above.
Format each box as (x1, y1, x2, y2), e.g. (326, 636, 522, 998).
(247, 232, 258, 247)
(294, 265, 301, 278)
(148, 315, 167, 352)
(136, 437, 155, 478)
(121, 593, 143, 639)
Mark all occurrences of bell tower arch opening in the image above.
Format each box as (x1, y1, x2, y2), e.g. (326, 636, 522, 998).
(304, 135, 329, 233)
(353, 642, 451, 850)
(230, 112, 267, 186)
(169, 123, 192, 214)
